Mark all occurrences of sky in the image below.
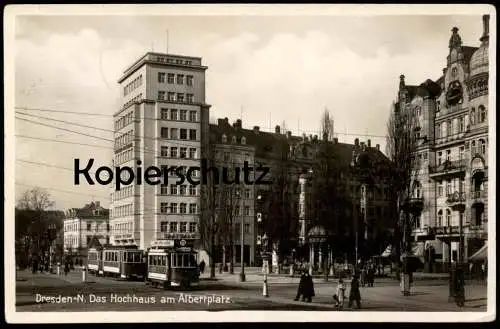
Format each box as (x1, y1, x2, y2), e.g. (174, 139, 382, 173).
(12, 9, 487, 210)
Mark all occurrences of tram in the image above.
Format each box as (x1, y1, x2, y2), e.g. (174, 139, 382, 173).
(146, 242, 199, 289)
(102, 247, 146, 280)
(87, 248, 103, 275)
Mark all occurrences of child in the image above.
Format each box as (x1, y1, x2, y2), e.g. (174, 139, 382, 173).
(333, 279, 346, 310)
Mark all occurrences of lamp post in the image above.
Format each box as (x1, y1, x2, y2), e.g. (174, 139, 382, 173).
(262, 233, 269, 297)
(239, 206, 246, 282)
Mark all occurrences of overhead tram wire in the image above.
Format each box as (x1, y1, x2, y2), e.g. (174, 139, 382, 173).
(16, 106, 388, 139)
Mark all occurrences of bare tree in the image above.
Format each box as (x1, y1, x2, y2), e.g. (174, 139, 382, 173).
(17, 187, 54, 211)
(386, 101, 420, 271)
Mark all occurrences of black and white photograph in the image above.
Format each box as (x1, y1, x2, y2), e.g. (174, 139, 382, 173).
(4, 4, 496, 323)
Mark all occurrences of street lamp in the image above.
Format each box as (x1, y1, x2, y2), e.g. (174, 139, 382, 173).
(239, 203, 246, 282)
(262, 233, 269, 297)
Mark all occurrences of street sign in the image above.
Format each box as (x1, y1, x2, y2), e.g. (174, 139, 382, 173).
(151, 240, 174, 247)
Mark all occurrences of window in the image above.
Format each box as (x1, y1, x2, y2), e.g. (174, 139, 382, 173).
(460, 178, 465, 193)
(480, 139, 486, 154)
(161, 146, 169, 156)
(459, 117, 464, 132)
(177, 93, 184, 103)
(244, 223, 250, 233)
(471, 141, 476, 155)
(446, 209, 451, 226)
(446, 150, 451, 162)
(189, 110, 196, 122)
(438, 181, 443, 197)
(470, 108, 476, 124)
(169, 222, 177, 232)
(180, 185, 186, 196)
(459, 146, 464, 160)
(158, 91, 165, 100)
(170, 203, 178, 214)
(186, 94, 194, 103)
(160, 203, 169, 213)
(446, 180, 452, 196)
(180, 129, 187, 140)
(437, 210, 443, 226)
(245, 188, 251, 199)
(437, 152, 442, 165)
(189, 185, 197, 196)
(436, 123, 441, 139)
(447, 120, 452, 136)
(244, 206, 250, 216)
(436, 101, 440, 112)
(170, 128, 178, 139)
(241, 136, 246, 145)
(170, 147, 178, 157)
(180, 147, 187, 158)
(180, 203, 187, 214)
(180, 222, 187, 233)
(177, 74, 184, 85)
(167, 73, 175, 84)
(224, 152, 230, 162)
(414, 181, 422, 198)
(222, 134, 227, 143)
(479, 105, 486, 123)
(160, 128, 168, 139)
(170, 109, 178, 120)
(189, 203, 196, 214)
(186, 75, 193, 86)
(87, 223, 92, 231)
(170, 184, 178, 195)
(158, 72, 166, 83)
(189, 129, 197, 140)
(161, 108, 169, 120)
(231, 136, 237, 143)
(167, 92, 175, 101)
(160, 184, 168, 195)
(189, 222, 196, 233)
(180, 110, 187, 121)
(189, 148, 196, 159)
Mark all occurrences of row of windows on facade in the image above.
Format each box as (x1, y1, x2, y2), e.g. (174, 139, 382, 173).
(160, 221, 197, 233)
(160, 202, 197, 214)
(112, 204, 134, 218)
(299, 202, 392, 219)
(156, 56, 193, 65)
(221, 134, 247, 145)
(160, 183, 198, 196)
(65, 221, 110, 232)
(215, 150, 252, 163)
(124, 93, 143, 109)
(158, 91, 194, 103)
(157, 72, 194, 86)
(435, 106, 487, 139)
(115, 130, 134, 149)
(111, 222, 133, 235)
(113, 186, 134, 201)
(160, 127, 197, 140)
(115, 111, 135, 131)
(123, 75, 143, 96)
(161, 108, 197, 122)
(115, 148, 134, 166)
(436, 139, 487, 166)
(160, 146, 197, 159)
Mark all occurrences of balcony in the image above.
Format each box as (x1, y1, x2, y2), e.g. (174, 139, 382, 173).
(435, 226, 461, 241)
(446, 191, 466, 211)
(470, 190, 487, 204)
(467, 223, 488, 239)
(429, 159, 466, 179)
(402, 197, 424, 215)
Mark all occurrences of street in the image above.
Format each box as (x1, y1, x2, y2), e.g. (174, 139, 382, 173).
(16, 268, 487, 312)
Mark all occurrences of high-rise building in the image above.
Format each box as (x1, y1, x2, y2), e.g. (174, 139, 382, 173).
(394, 15, 489, 271)
(110, 52, 210, 250)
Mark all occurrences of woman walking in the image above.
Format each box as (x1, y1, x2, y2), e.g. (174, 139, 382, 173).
(348, 273, 362, 309)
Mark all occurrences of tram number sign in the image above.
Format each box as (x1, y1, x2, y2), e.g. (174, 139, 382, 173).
(180, 240, 186, 247)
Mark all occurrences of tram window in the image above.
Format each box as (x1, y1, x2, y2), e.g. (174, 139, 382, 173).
(189, 254, 196, 267)
(161, 256, 166, 266)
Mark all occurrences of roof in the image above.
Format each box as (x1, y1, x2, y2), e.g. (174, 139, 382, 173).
(462, 46, 479, 64)
(68, 202, 109, 219)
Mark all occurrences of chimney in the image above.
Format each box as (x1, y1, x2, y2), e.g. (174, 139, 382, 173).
(217, 118, 224, 127)
(95, 201, 100, 208)
(313, 135, 318, 142)
(275, 125, 280, 134)
(367, 139, 371, 148)
(236, 119, 242, 128)
(224, 117, 229, 125)
(333, 137, 338, 144)
(376, 144, 380, 151)
(355, 138, 359, 146)
(253, 126, 260, 134)
(481, 15, 490, 43)
(286, 131, 292, 139)
(399, 74, 405, 89)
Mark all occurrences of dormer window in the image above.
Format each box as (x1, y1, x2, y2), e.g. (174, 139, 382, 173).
(231, 136, 237, 144)
(222, 134, 227, 143)
(241, 136, 246, 145)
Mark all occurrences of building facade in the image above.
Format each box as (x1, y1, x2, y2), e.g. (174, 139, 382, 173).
(110, 52, 210, 250)
(395, 15, 489, 271)
(63, 201, 110, 263)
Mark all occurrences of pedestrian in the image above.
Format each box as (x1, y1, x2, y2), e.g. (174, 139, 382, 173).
(294, 271, 307, 301)
(368, 264, 375, 287)
(360, 266, 367, 287)
(303, 272, 315, 302)
(64, 261, 69, 276)
(333, 278, 346, 310)
(199, 259, 205, 274)
(348, 274, 362, 309)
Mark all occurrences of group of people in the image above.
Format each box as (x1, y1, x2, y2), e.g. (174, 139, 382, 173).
(360, 263, 376, 287)
(293, 270, 363, 310)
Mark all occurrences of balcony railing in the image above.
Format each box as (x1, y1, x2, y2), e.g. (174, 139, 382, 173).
(471, 190, 487, 202)
(434, 226, 460, 235)
(429, 159, 466, 175)
(446, 191, 466, 203)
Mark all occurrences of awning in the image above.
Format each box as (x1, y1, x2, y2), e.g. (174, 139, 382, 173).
(469, 243, 487, 262)
(381, 245, 393, 257)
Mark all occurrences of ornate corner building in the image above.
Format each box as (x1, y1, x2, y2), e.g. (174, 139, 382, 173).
(395, 15, 489, 271)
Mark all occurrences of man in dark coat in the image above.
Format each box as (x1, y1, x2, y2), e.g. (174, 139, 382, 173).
(199, 260, 205, 274)
(303, 272, 315, 302)
(294, 271, 307, 301)
(348, 274, 361, 309)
